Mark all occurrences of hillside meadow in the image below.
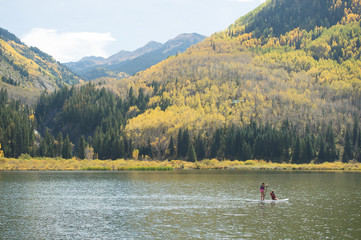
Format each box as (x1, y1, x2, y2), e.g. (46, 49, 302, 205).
(0, 156, 360, 172)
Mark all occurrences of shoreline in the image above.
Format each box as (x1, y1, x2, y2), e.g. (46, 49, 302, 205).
(0, 157, 360, 172)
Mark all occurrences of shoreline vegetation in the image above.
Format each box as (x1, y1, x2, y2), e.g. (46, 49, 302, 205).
(0, 157, 360, 172)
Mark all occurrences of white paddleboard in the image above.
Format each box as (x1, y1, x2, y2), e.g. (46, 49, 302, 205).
(245, 198, 289, 203)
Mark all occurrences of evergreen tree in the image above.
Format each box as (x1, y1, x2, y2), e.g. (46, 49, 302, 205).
(195, 133, 205, 161)
(241, 141, 253, 160)
(253, 134, 264, 159)
(62, 134, 72, 159)
(342, 126, 353, 163)
(210, 129, 221, 158)
(292, 137, 301, 164)
(187, 142, 197, 162)
(325, 123, 338, 162)
(177, 128, 183, 158)
(56, 132, 63, 157)
(304, 136, 314, 163)
(181, 129, 190, 158)
(39, 138, 48, 157)
(136, 88, 147, 112)
(77, 135, 86, 159)
(167, 135, 175, 159)
(352, 116, 359, 146)
(317, 137, 327, 163)
(93, 127, 103, 159)
(147, 138, 153, 158)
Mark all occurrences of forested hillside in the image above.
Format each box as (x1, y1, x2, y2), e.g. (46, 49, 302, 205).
(0, 88, 35, 157)
(0, 27, 80, 103)
(1, 0, 361, 163)
(117, 0, 361, 162)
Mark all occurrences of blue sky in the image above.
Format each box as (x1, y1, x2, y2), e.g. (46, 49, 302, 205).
(0, 0, 265, 62)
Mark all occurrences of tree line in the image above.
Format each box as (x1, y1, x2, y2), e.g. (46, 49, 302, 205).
(136, 118, 360, 163)
(0, 84, 360, 164)
(0, 88, 35, 157)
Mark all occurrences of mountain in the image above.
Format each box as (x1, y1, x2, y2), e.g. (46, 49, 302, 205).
(65, 41, 163, 75)
(65, 33, 206, 80)
(113, 0, 361, 161)
(4, 0, 361, 162)
(107, 41, 163, 63)
(107, 33, 206, 76)
(0, 27, 80, 103)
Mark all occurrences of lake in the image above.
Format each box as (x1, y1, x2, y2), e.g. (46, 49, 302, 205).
(0, 170, 360, 239)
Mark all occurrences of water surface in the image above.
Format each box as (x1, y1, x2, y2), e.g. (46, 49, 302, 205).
(0, 170, 360, 239)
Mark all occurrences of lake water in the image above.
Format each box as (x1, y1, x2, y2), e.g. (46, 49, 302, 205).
(0, 170, 360, 239)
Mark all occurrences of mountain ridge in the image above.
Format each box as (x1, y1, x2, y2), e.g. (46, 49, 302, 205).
(65, 33, 206, 80)
(0, 27, 80, 103)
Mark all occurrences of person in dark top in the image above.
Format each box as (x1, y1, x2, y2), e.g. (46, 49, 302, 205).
(270, 190, 278, 200)
(260, 183, 268, 200)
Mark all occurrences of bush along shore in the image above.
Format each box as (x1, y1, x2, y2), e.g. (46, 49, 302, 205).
(0, 156, 360, 172)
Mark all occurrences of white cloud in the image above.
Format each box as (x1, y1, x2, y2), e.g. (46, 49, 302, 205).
(21, 28, 116, 62)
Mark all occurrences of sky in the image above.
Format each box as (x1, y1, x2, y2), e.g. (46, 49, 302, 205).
(0, 0, 265, 63)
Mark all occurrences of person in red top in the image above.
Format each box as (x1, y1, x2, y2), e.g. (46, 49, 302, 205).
(270, 190, 278, 200)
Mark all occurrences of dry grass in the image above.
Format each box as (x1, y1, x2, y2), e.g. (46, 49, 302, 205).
(0, 156, 360, 172)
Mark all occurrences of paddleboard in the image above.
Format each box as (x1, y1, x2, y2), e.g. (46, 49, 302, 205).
(245, 198, 289, 203)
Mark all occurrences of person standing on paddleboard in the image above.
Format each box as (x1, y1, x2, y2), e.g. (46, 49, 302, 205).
(260, 183, 268, 200)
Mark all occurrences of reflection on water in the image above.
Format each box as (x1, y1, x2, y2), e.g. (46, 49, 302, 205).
(0, 171, 360, 239)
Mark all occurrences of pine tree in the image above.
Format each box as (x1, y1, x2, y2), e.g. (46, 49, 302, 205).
(317, 137, 326, 163)
(211, 129, 221, 158)
(62, 134, 72, 159)
(77, 135, 86, 159)
(292, 137, 301, 164)
(177, 128, 183, 158)
(352, 116, 359, 156)
(253, 134, 263, 159)
(325, 123, 338, 162)
(241, 141, 253, 160)
(187, 142, 197, 162)
(195, 133, 205, 161)
(181, 129, 190, 158)
(304, 136, 314, 163)
(167, 136, 175, 159)
(56, 132, 63, 157)
(342, 126, 353, 163)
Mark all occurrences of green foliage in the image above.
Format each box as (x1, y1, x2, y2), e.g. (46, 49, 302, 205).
(0, 88, 35, 157)
(35, 82, 151, 160)
(77, 135, 86, 159)
(187, 143, 197, 162)
(229, 0, 359, 39)
(1, 76, 19, 86)
(0, 27, 22, 44)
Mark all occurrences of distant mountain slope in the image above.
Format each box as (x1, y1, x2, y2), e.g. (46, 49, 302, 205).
(0, 27, 80, 103)
(228, 0, 359, 38)
(114, 0, 361, 160)
(108, 33, 206, 76)
(65, 33, 206, 80)
(65, 41, 163, 75)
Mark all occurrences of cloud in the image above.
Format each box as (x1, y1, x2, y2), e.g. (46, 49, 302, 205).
(21, 28, 116, 62)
